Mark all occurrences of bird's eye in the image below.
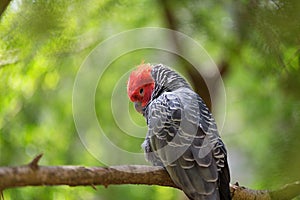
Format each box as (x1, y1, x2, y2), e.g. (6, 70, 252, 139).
(139, 88, 144, 95)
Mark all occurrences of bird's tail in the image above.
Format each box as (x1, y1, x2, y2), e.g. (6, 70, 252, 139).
(219, 159, 231, 200)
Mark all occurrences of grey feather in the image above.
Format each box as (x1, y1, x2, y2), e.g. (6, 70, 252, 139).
(142, 65, 231, 200)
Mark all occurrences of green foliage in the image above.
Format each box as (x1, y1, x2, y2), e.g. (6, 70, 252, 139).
(1, 0, 300, 199)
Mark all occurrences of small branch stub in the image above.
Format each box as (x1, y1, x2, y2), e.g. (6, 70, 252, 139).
(28, 154, 43, 170)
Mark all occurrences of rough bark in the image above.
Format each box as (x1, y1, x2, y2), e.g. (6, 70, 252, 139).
(0, 154, 300, 200)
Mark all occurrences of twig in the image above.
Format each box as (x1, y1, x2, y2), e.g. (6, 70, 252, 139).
(28, 153, 43, 170)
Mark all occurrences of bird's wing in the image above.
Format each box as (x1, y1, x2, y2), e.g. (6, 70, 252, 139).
(145, 90, 228, 200)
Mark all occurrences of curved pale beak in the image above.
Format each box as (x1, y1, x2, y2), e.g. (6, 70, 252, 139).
(134, 102, 143, 114)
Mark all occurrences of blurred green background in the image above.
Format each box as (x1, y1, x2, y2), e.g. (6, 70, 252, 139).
(1, 0, 300, 199)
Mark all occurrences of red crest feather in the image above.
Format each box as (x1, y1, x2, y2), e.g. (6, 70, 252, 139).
(127, 63, 154, 101)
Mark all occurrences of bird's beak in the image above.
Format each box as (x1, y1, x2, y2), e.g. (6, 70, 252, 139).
(134, 102, 143, 114)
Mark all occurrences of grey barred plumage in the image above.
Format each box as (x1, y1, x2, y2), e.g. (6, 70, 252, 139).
(142, 64, 231, 200)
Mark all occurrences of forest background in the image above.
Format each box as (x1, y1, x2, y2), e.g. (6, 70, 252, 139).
(0, 0, 300, 199)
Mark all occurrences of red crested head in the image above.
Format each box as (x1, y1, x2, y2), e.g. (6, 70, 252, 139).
(127, 63, 155, 113)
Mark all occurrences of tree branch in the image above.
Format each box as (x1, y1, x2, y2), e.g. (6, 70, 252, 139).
(0, 0, 11, 19)
(0, 154, 299, 200)
(0, 155, 177, 190)
(158, 0, 230, 111)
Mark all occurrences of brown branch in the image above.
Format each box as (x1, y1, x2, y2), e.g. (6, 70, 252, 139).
(158, 0, 212, 109)
(0, 154, 177, 190)
(0, 155, 299, 200)
(0, 0, 11, 19)
(28, 153, 43, 170)
(158, 0, 230, 111)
